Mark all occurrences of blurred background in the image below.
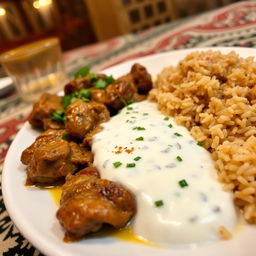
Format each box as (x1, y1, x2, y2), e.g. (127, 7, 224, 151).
(0, 0, 244, 55)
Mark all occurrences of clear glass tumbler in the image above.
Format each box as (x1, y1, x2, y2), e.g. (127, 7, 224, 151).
(0, 38, 68, 102)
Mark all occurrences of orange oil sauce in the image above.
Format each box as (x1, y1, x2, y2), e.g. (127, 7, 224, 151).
(47, 187, 155, 246)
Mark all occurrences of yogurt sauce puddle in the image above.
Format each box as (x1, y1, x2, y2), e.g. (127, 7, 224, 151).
(92, 101, 237, 247)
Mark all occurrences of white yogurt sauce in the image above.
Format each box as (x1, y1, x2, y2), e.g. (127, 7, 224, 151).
(92, 101, 237, 246)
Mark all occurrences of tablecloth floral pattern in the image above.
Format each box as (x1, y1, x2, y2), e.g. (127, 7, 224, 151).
(1, 1, 256, 255)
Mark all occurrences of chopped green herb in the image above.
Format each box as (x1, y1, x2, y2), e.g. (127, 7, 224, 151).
(113, 161, 122, 168)
(62, 132, 69, 140)
(168, 144, 173, 147)
(134, 156, 142, 161)
(79, 88, 91, 98)
(133, 111, 139, 113)
(51, 110, 66, 124)
(133, 126, 145, 130)
(174, 132, 182, 137)
(168, 124, 173, 128)
(126, 112, 130, 114)
(61, 88, 92, 109)
(127, 99, 135, 105)
(126, 163, 136, 168)
(61, 94, 74, 109)
(93, 79, 108, 89)
(135, 136, 144, 141)
(176, 156, 183, 162)
(121, 98, 134, 106)
(88, 72, 97, 80)
(104, 75, 115, 84)
(197, 141, 204, 147)
(154, 200, 164, 207)
(179, 179, 188, 188)
(127, 107, 133, 110)
(164, 117, 169, 121)
(143, 113, 149, 116)
(73, 66, 90, 78)
(131, 116, 136, 119)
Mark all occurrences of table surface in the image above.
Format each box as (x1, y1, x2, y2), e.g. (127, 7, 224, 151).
(1, 1, 256, 255)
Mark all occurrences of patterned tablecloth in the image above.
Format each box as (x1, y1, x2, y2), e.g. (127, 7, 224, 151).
(1, 1, 256, 255)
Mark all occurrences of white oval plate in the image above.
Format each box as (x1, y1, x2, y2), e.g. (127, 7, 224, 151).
(2, 47, 256, 256)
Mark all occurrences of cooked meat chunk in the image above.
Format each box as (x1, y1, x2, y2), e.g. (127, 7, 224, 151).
(65, 99, 109, 139)
(21, 129, 93, 185)
(131, 63, 152, 94)
(90, 88, 107, 104)
(28, 93, 64, 130)
(56, 172, 136, 241)
(64, 74, 106, 95)
(105, 79, 137, 110)
(83, 126, 103, 147)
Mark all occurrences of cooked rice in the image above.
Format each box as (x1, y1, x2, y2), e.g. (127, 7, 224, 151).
(149, 50, 256, 223)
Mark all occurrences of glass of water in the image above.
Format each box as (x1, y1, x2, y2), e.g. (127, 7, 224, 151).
(0, 38, 68, 102)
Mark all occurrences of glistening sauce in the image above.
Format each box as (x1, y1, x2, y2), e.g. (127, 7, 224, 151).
(92, 101, 237, 246)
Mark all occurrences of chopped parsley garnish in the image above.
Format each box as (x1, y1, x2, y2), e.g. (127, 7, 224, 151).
(143, 113, 149, 116)
(135, 136, 144, 141)
(134, 156, 142, 161)
(62, 132, 69, 140)
(93, 75, 115, 90)
(197, 141, 204, 147)
(127, 107, 133, 110)
(133, 126, 145, 130)
(126, 163, 136, 168)
(88, 72, 97, 80)
(51, 110, 66, 124)
(126, 112, 130, 114)
(73, 66, 90, 78)
(93, 79, 108, 89)
(179, 179, 189, 188)
(121, 98, 135, 106)
(113, 161, 122, 168)
(174, 132, 182, 137)
(164, 117, 169, 121)
(154, 200, 164, 207)
(61, 88, 91, 109)
(176, 156, 183, 162)
(168, 124, 173, 128)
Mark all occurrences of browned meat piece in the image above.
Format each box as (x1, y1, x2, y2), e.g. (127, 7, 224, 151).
(65, 99, 109, 139)
(56, 172, 136, 241)
(28, 93, 64, 130)
(131, 63, 152, 94)
(21, 129, 93, 185)
(90, 88, 107, 104)
(83, 126, 103, 147)
(105, 79, 137, 110)
(64, 74, 106, 95)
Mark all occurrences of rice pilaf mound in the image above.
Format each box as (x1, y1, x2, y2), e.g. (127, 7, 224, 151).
(149, 50, 256, 223)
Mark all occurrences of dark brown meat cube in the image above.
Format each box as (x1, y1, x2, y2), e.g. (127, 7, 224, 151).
(28, 93, 64, 130)
(105, 79, 137, 110)
(65, 99, 109, 139)
(64, 74, 106, 95)
(56, 173, 136, 241)
(131, 63, 152, 94)
(21, 129, 93, 185)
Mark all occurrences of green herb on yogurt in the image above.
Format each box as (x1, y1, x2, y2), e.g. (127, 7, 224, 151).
(176, 156, 183, 162)
(135, 136, 144, 141)
(179, 179, 188, 188)
(134, 156, 142, 161)
(126, 163, 136, 168)
(154, 200, 164, 207)
(133, 126, 145, 130)
(164, 117, 169, 121)
(174, 132, 182, 137)
(168, 124, 173, 128)
(113, 161, 122, 168)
